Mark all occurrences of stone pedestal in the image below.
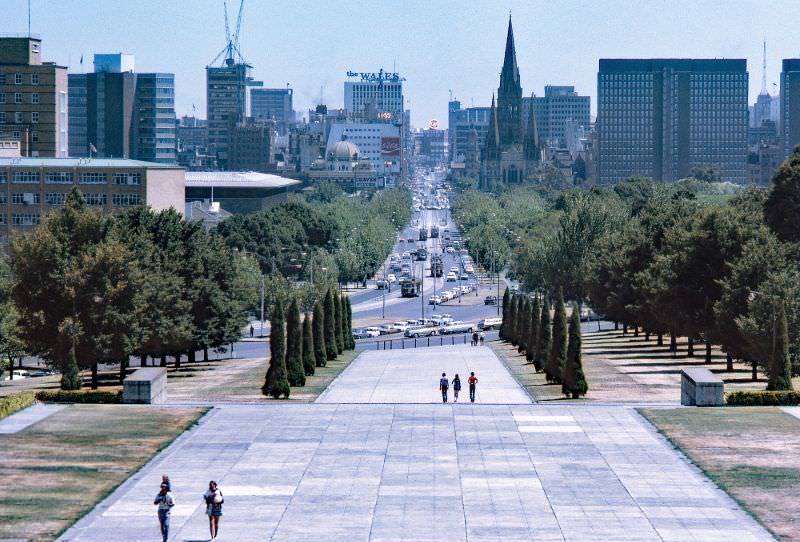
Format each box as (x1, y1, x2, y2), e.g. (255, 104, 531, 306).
(123, 367, 167, 404)
(681, 368, 723, 406)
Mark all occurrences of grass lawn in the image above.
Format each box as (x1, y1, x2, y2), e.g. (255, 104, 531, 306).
(0, 404, 206, 542)
(640, 407, 800, 541)
(167, 348, 361, 402)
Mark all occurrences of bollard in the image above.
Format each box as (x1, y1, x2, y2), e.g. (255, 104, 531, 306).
(414, 338, 417, 348)
(427, 337, 430, 347)
(402, 340, 405, 349)
(452, 336, 455, 345)
(440, 336, 443, 346)
(376, 341, 379, 350)
(390, 340, 393, 350)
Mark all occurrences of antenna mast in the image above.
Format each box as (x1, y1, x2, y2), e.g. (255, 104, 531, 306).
(761, 40, 768, 95)
(28, 0, 31, 36)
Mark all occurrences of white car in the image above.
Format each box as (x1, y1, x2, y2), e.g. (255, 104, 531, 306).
(442, 321, 475, 334)
(387, 274, 397, 283)
(402, 252, 411, 259)
(392, 321, 411, 332)
(478, 317, 503, 330)
(405, 326, 441, 338)
(446, 272, 457, 282)
(428, 295, 442, 305)
(364, 327, 382, 337)
(446, 246, 455, 254)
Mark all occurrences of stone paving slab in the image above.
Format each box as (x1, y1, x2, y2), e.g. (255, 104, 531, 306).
(0, 403, 64, 434)
(317, 345, 532, 404)
(59, 403, 773, 542)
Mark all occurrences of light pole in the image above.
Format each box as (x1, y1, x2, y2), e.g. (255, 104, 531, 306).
(259, 274, 265, 338)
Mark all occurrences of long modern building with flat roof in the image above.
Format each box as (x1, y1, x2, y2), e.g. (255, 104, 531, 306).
(0, 157, 184, 245)
(185, 170, 300, 214)
(598, 59, 748, 184)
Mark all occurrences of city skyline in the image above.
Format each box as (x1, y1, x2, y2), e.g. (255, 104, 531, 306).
(5, 0, 800, 128)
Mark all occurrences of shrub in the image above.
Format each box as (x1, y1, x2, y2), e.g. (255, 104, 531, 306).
(725, 390, 800, 406)
(35, 390, 121, 404)
(0, 391, 37, 420)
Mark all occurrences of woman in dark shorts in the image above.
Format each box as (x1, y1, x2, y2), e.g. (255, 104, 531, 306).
(203, 480, 224, 540)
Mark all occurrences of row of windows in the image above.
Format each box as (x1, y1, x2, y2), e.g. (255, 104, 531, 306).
(1, 172, 146, 185)
(0, 73, 40, 85)
(0, 111, 39, 124)
(0, 92, 40, 104)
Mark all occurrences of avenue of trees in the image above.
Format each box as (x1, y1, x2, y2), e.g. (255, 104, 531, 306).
(500, 287, 588, 398)
(458, 150, 800, 391)
(1, 189, 259, 390)
(263, 289, 354, 399)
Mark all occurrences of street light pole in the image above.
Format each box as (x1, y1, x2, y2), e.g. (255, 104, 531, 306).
(259, 274, 265, 338)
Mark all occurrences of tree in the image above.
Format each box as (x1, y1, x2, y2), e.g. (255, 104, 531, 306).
(61, 343, 82, 391)
(768, 303, 793, 391)
(0, 258, 25, 380)
(312, 301, 327, 367)
(563, 306, 588, 398)
(344, 295, 355, 350)
(573, 155, 587, 183)
(500, 287, 510, 340)
(527, 296, 541, 368)
(285, 297, 305, 387)
(263, 298, 289, 399)
(764, 146, 800, 243)
(324, 290, 338, 360)
(546, 292, 567, 384)
(334, 293, 345, 355)
(536, 297, 552, 373)
(518, 298, 530, 354)
(302, 314, 315, 376)
(509, 295, 519, 347)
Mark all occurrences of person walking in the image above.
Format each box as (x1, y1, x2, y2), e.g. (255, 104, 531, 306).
(203, 480, 224, 540)
(453, 374, 461, 402)
(468, 372, 478, 403)
(471, 331, 478, 346)
(153, 482, 174, 542)
(479, 331, 485, 346)
(250, 324, 254, 338)
(161, 474, 171, 491)
(439, 372, 449, 403)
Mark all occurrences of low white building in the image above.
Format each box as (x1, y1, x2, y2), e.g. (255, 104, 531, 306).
(325, 123, 401, 179)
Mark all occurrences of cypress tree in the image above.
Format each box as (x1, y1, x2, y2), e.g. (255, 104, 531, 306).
(546, 291, 568, 384)
(518, 298, 531, 354)
(60, 344, 82, 390)
(500, 287, 510, 340)
(344, 295, 355, 350)
(285, 297, 305, 387)
(263, 298, 290, 399)
(563, 306, 588, 398)
(334, 292, 344, 355)
(302, 313, 315, 376)
(324, 290, 338, 360)
(528, 296, 541, 368)
(768, 304, 794, 391)
(536, 297, 552, 375)
(509, 295, 519, 347)
(312, 300, 327, 367)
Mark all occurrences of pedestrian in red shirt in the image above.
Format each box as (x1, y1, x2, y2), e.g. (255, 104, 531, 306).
(468, 372, 478, 403)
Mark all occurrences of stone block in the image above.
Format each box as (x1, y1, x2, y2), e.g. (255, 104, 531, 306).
(681, 368, 723, 406)
(122, 367, 167, 404)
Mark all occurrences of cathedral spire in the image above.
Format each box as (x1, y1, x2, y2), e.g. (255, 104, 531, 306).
(525, 93, 540, 161)
(484, 94, 499, 155)
(500, 16, 520, 94)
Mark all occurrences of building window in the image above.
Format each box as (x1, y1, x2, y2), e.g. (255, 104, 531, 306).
(12, 213, 40, 226)
(112, 193, 143, 207)
(12, 193, 40, 205)
(45, 193, 67, 205)
(12, 172, 39, 184)
(0, 74, 4, 84)
(0, 215, 5, 225)
(84, 193, 107, 206)
(31, 73, 39, 85)
(0, 112, 5, 123)
(15, 112, 23, 124)
(45, 172, 72, 184)
(14, 73, 22, 85)
(0, 194, 6, 204)
(113, 172, 141, 185)
(31, 131, 38, 143)
(79, 172, 106, 184)
(14, 93, 22, 104)
(31, 93, 39, 104)
(0, 93, 5, 104)
(31, 112, 39, 124)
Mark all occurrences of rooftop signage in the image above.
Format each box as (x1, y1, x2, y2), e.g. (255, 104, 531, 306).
(346, 69, 404, 83)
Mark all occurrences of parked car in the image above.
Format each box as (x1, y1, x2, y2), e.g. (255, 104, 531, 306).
(387, 273, 397, 283)
(376, 279, 389, 289)
(376, 324, 398, 335)
(352, 328, 372, 339)
(484, 295, 498, 305)
(441, 321, 475, 334)
(364, 327, 382, 338)
(478, 317, 503, 330)
(446, 272, 458, 282)
(392, 321, 412, 332)
(405, 326, 441, 338)
(429, 295, 442, 305)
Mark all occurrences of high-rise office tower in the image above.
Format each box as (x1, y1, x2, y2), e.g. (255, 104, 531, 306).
(344, 70, 404, 119)
(0, 37, 68, 157)
(780, 59, 800, 158)
(598, 59, 748, 184)
(522, 86, 591, 150)
(206, 63, 261, 168)
(251, 88, 294, 135)
(448, 101, 491, 162)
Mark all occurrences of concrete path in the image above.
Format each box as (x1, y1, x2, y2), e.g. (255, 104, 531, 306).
(317, 345, 532, 404)
(59, 345, 773, 542)
(0, 403, 64, 434)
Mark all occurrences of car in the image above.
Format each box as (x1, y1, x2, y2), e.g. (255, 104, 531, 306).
(387, 273, 397, 283)
(464, 265, 475, 274)
(442, 321, 475, 334)
(352, 328, 371, 339)
(405, 326, 441, 338)
(450, 266, 460, 273)
(376, 279, 389, 289)
(428, 295, 442, 305)
(407, 237, 416, 243)
(446, 272, 457, 282)
(28, 369, 55, 377)
(392, 321, 412, 332)
(401, 251, 411, 259)
(446, 246, 455, 253)
(484, 295, 498, 305)
(460, 272, 469, 280)
(459, 285, 471, 294)
(430, 313, 454, 325)
(478, 317, 503, 330)
(364, 327, 382, 338)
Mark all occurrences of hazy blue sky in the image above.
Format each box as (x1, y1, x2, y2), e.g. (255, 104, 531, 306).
(7, 0, 800, 128)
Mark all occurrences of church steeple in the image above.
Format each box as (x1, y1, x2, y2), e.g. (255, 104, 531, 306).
(499, 16, 520, 96)
(497, 16, 522, 146)
(525, 93, 541, 162)
(484, 94, 499, 158)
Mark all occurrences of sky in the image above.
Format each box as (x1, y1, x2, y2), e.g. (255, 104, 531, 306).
(7, 0, 800, 129)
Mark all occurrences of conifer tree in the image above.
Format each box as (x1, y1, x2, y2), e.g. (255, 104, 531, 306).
(263, 297, 290, 398)
(344, 295, 355, 349)
(768, 303, 794, 391)
(285, 297, 305, 387)
(509, 295, 519, 347)
(528, 296, 541, 368)
(302, 313, 315, 376)
(563, 306, 588, 398)
(334, 292, 344, 355)
(61, 343, 82, 390)
(546, 291, 568, 384)
(324, 290, 338, 360)
(500, 287, 510, 340)
(518, 298, 531, 354)
(536, 296, 552, 373)
(312, 300, 327, 367)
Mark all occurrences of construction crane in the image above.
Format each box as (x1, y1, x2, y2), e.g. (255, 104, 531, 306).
(209, 0, 247, 67)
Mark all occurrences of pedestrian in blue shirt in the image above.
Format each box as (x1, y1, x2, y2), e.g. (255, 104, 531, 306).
(439, 372, 449, 403)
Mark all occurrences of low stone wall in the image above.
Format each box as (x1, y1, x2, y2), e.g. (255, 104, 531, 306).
(681, 368, 723, 406)
(122, 367, 167, 404)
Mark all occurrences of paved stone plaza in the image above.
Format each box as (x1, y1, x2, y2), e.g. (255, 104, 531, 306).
(61, 347, 773, 542)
